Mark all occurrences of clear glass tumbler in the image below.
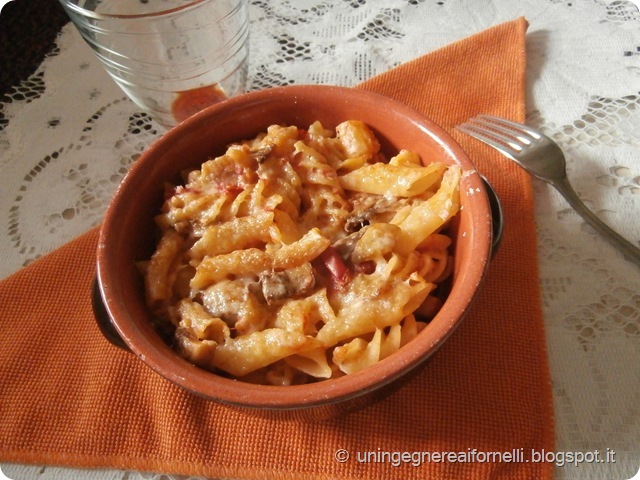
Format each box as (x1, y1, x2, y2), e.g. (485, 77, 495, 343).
(58, 0, 250, 128)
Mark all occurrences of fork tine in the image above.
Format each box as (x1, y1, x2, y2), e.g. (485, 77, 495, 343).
(457, 123, 522, 162)
(461, 121, 525, 151)
(476, 114, 544, 140)
(468, 116, 534, 147)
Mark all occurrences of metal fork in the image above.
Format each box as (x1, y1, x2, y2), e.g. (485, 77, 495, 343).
(457, 114, 640, 267)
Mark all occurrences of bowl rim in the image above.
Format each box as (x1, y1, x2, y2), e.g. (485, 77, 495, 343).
(96, 84, 492, 409)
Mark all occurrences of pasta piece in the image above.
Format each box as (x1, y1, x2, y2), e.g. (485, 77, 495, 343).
(417, 233, 453, 283)
(350, 223, 401, 263)
(284, 348, 333, 379)
(299, 185, 351, 238)
(271, 209, 302, 244)
(162, 192, 226, 231)
(176, 299, 230, 343)
(199, 145, 258, 194)
(271, 228, 331, 270)
(257, 156, 302, 219)
(273, 288, 335, 334)
(191, 248, 269, 289)
(191, 196, 230, 232)
(339, 161, 446, 197)
(201, 279, 267, 335)
(332, 325, 401, 375)
(333, 335, 380, 375)
(145, 230, 184, 306)
(399, 314, 428, 346)
(307, 120, 335, 139)
(264, 362, 297, 386)
(316, 277, 432, 346)
(393, 165, 461, 255)
(389, 149, 422, 167)
(176, 334, 217, 367)
(418, 248, 451, 283)
(260, 124, 299, 158)
(293, 142, 336, 185)
(174, 300, 230, 366)
(418, 231, 452, 251)
(228, 184, 255, 218)
(333, 315, 425, 375)
(192, 230, 330, 290)
(190, 212, 274, 260)
(305, 121, 349, 171)
(210, 329, 322, 377)
(387, 252, 421, 282)
(335, 120, 380, 170)
(190, 213, 273, 260)
(380, 323, 402, 359)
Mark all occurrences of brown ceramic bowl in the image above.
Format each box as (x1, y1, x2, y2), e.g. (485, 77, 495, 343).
(95, 85, 493, 417)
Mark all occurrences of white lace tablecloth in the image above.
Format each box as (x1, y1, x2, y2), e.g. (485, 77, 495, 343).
(1, 1, 639, 479)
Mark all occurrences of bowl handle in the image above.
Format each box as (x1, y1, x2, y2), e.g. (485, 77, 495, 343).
(91, 276, 132, 352)
(481, 176, 504, 258)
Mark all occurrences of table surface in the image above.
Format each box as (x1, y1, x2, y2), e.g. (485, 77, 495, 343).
(1, 1, 639, 479)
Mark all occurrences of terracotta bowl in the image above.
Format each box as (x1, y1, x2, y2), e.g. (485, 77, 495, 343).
(95, 85, 493, 418)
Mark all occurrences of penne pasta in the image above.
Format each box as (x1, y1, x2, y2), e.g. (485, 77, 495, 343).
(393, 165, 461, 255)
(191, 248, 269, 289)
(190, 212, 274, 260)
(207, 328, 322, 377)
(142, 120, 460, 385)
(271, 228, 331, 269)
(339, 161, 446, 197)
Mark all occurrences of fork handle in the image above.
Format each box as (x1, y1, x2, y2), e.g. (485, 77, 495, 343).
(553, 177, 640, 267)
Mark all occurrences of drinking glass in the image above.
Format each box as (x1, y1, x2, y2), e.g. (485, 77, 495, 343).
(58, 0, 250, 128)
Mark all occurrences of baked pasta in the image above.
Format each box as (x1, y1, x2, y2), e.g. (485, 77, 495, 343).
(140, 120, 461, 385)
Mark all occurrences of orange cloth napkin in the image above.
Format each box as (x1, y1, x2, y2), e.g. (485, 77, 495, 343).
(0, 17, 554, 480)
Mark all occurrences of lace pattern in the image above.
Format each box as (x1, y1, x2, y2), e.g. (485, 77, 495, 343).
(1, 1, 639, 479)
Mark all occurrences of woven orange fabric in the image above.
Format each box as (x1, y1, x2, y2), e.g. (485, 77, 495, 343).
(0, 17, 554, 480)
